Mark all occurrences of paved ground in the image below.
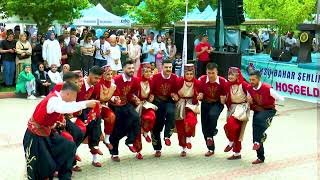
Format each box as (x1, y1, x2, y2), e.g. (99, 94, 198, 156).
(0, 97, 318, 180)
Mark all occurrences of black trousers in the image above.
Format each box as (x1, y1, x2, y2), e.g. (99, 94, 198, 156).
(81, 55, 94, 76)
(201, 101, 224, 151)
(78, 108, 102, 148)
(36, 83, 50, 96)
(252, 109, 276, 161)
(65, 119, 84, 166)
(23, 130, 76, 180)
(151, 99, 176, 151)
(109, 104, 140, 155)
(196, 61, 209, 78)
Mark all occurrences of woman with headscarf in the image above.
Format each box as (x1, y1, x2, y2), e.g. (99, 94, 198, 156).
(34, 63, 51, 97)
(92, 65, 117, 151)
(128, 36, 141, 76)
(118, 35, 128, 66)
(16, 63, 36, 100)
(154, 35, 167, 72)
(175, 64, 200, 157)
(133, 62, 157, 159)
(67, 35, 81, 71)
(222, 67, 250, 160)
(42, 31, 61, 68)
(108, 35, 122, 74)
(16, 32, 32, 79)
(142, 36, 156, 63)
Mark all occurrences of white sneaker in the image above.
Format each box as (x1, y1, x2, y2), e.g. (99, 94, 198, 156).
(40, 95, 46, 98)
(27, 95, 37, 100)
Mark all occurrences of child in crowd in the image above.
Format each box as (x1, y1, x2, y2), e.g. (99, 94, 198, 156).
(173, 53, 182, 77)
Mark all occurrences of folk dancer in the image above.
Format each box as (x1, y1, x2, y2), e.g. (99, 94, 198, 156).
(247, 70, 284, 164)
(197, 63, 227, 157)
(150, 60, 179, 157)
(108, 60, 141, 162)
(223, 67, 250, 160)
(23, 82, 98, 180)
(175, 64, 200, 157)
(133, 62, 158, 159)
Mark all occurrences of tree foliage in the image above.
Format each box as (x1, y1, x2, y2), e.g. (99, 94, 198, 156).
(89, 0, 140, 16)
(127, 0, 200, 30)
(1, 0, 89, 33)
(244, 0, 316, 33)
(198, 0, 217, 11)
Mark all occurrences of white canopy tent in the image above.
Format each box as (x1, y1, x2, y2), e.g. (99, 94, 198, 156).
(73, 4, 131, 27)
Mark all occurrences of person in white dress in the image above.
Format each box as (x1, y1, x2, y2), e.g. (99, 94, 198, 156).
(128, 36, 141, 76)
(108, 35, 122, 73)
(42, 31, 62, 68)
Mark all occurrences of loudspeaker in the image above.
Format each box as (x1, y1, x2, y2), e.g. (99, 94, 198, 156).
(211, 51, 241, 78)
(270, 50, 292, 62)
(222, 0, 245, 26)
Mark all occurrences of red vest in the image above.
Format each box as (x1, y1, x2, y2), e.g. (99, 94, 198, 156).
(27, 93, 64, 136)
(248, 83, 275, 111)
(151, 73, 177, 100)
(51, 82, 64, 93)
(110, 75, 138, 106)
(77, 80, 94, 101)
(199, 75, 227, 103)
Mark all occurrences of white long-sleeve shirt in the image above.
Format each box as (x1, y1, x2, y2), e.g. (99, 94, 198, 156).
(249, 82, 285, 102)
(47, 91, 87, 114)
(108, 45, 122, 71)
(42, 39, 62, 67)
(48, 70, 63, 84)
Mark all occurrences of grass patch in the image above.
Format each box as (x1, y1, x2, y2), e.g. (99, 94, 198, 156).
(0, 86, 15, 92)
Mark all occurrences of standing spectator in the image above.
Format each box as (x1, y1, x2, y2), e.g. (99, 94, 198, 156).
(128, 36, 141, 76)
(142, 36, 156, 63)
(240, 31, 253, 54)
(0, 33, 16, 86)
(67, 35, 81, 70)
(154, 35, 167, 72)
(284, 32, 297, 51)
(58, 35, 68, 65)
(31, 34, 43, 73)
(13, 26, 20, 40)
(90, 29, 97, 42)
(16, 32, 32, 79)
(80, 33, 95, 76)
(70, 28, 78, 42)
(118, 35, 128, 66)
(166, 37, 177, 62)
(94, 35, 110, 67)
(78, 28, 88, 44)
(63, 30, 70, 46)
(16, 63, 36, 100)
(34, 63, 51, 97)
(195, 34, 214, 78)
(108, 35, 121, 73)
(42, 31, 62, 68)
(173, 53, 182, 76)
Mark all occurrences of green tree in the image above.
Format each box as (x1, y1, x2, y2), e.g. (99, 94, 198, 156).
(244, 0, 316, 33)
(198, 0, 217, 11)
(1, 0, 89, 33)
(127, 0, 200, 30)
(89, 0, 141, 16)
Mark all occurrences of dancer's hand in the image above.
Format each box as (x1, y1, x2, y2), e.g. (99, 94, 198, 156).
(247, 96, 253, 104)
(197, 93, 204, 101)
(171, 93, 179, 102)
(148, 94, 154, 102)
(86, 100, 98, 108)
(220, 96, 226, 104)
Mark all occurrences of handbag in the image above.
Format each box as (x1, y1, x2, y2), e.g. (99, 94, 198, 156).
(17, 42, 30, 60)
